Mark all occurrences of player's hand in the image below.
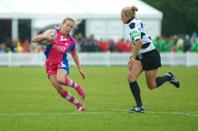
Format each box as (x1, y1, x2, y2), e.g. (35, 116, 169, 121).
(38, 36, 54, 44)
(44, 36, 55, 43)
(79, 68, 85, 79)
(128, 57, 135, 70)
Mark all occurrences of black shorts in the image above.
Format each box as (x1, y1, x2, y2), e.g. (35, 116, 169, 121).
(136, 49, 161, 71)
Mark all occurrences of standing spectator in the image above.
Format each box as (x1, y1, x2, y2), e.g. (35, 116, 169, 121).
(183, 35, 191, 52)
(191, 39, 198, 52)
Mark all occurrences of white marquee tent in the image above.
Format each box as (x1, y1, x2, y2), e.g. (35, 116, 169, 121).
(0, 0, 163, 40)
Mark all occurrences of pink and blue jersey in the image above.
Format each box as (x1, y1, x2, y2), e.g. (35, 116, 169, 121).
(44, 29, 76, 75)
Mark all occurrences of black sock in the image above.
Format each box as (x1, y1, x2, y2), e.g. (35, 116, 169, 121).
(156, 75, 171, 87)
(129, 81, 142, 107)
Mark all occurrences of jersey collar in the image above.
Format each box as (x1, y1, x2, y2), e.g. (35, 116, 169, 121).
(60, 35, 67, 42)
(126, 17, 135, 24)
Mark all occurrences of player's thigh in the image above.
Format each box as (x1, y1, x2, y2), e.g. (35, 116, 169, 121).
(145, 69, 158, 88)
(49, 74, 64, 92)
(128, 60, 143, 82)
(56, 68, 68, 83)
(49, 74, 57, 84)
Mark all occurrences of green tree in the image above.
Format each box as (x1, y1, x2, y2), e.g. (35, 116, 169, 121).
(142, 0, 198, 36)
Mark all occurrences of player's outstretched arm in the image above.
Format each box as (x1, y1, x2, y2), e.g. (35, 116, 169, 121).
(71, 49, 85, 79)
(32, 29, 56, 45)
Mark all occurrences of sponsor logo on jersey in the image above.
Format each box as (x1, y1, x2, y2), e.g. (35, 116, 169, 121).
(52, 44, 67, 52)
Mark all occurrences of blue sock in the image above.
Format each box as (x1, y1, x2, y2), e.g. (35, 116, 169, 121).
(156, 75, 171, 87)
(129, 81, 143, 107)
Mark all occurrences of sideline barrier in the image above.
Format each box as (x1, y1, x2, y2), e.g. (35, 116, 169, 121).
(0, 52, 198, 66)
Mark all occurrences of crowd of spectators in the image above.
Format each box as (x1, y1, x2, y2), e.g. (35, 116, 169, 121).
(75, 33, 132, 53)
(0, 32, 197, 53)
(153, 32, 198, 53)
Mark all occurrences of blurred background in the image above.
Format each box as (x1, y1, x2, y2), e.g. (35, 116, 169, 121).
(0, 0, 198, 66)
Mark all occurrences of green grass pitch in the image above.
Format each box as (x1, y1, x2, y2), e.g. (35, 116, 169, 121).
(0, 66, 198, 131)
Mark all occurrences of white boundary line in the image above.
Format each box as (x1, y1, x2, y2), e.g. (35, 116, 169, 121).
(0, 112, 109, 116)
(0, 109, 198, 117)
(106, 108, 198, 117)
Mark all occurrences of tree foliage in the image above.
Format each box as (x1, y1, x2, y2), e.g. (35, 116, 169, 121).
(142, 0, 198, 36)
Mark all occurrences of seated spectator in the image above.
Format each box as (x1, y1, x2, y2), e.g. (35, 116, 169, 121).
(191, 39, 198, 52)
(22, 40, 31, 52)
(16, 39, 23, 53)
(0, 43, 6, 53)
(169, 35, 178, 52)
(108, 39, 116, 52)
(176, 38, 184, 52)
(81, 34, 100, 52)
(98, 40, 110, 52)
(115, 39, 132, 52)
(153, 36, 160, 51)
(74, 33, 85, 52)
(159, 37, 170, 52)
(183, 35, 191, 52)
(115, 38, 126, 52)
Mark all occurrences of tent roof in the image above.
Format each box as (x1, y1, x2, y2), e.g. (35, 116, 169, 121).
(0, 0, 162, 19)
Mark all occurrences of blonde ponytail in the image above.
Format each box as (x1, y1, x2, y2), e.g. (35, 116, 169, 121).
(121, 5, 138, 18)
(131, 6, 138, 12)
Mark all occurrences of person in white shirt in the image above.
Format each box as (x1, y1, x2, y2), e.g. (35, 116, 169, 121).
(121, 5, 180, 113)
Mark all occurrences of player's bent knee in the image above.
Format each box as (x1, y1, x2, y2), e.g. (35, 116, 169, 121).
(56, 78, 61, 84)
(55, 85, 63, 93)
(147, 83, 156, 90)
(128, 74, 136, 82)
(56, 76, 64, 84)
(51, 81, 62, 92)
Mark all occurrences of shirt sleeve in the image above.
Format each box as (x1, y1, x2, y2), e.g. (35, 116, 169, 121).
(69, 44, 76, 51)
(131, 29, 141, 41)
(129, 22, 141, 41)
(68, 37, 76, 52)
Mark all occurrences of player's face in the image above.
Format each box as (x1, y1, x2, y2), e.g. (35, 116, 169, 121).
(121, 12, 128, 24)
(61, 20, 74, 35)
